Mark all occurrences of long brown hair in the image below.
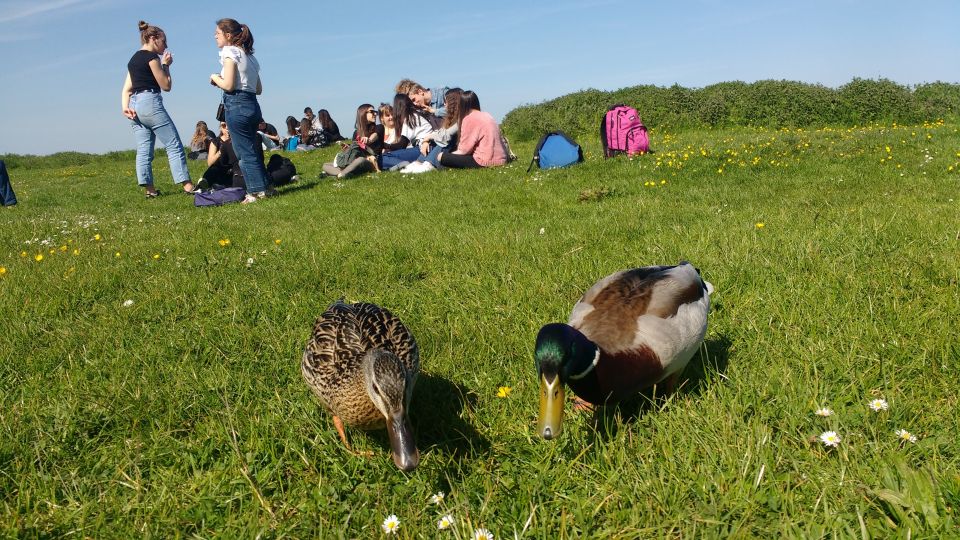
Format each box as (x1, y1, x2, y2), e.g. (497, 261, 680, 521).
(299, 118, 311, 144)
(190, 121, 209, 148)
(442, 88, 463, 129)
(457, 90, 481, 130)
(354, 103, 376, 139)
(216, 18, 254, 54)
(138, 20, 164, 45)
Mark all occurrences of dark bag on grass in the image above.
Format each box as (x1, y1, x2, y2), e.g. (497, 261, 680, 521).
(334, 140, 371, 168)
(267, 154, 297, 185)
(194, 186, 245, 207)
(526, 131, 584, 172)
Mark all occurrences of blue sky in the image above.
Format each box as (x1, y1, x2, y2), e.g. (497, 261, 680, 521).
(0, 0, 957, 155)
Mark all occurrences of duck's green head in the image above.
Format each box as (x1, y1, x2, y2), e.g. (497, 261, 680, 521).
(534, 323, 598, 440)
(362, 349, 420, 472)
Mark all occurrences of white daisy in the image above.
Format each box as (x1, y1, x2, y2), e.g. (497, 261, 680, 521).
(814, 407, 833, 417)
(122, 299, 134, 307)
(430, 491, 444, 504)
(437, 514, 454, 530)
(381, 514, 400, 534)
(473, 528, 494, 540)
(245, 257, 255, 268)
(895, 429, 918, 443)
(819, 431, 840, 447)
(868, 398, 889, 412)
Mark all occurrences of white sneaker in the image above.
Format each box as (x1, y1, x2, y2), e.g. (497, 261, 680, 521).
(241, 194, 258, 204)
(407, 161, 435, 174)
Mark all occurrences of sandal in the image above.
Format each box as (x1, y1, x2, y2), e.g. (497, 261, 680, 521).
(145, 190, 161, 199)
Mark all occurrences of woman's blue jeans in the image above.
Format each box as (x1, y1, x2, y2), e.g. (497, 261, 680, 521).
(224, 91, 269, 194)
(129, 91, 191, 187)
(380, 147, 422, 170)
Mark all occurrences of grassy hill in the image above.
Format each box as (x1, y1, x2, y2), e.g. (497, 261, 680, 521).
(1, 113, 959, 537)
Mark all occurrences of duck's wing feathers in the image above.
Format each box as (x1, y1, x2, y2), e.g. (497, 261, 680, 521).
(569, 263, 710, 355)
(301, 300, 366, 399)
(350, 303, 419, 374)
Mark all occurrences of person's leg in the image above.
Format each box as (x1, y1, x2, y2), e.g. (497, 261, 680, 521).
(321, 162, 342, 177)
(338, 157, 373, 178)
(130, 96, 157, 193)
(381, 147, 421, 170)
(148, 95, 193, 190)
(225, 93, 269, 196)
(0, 160, 17, 206)
(438, 152, 481, 169)
(423, 144, 445, 168)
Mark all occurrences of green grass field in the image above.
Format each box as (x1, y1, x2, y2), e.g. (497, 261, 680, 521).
(2, 120, 959, 538)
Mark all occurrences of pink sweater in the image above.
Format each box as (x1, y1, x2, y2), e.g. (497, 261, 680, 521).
(455, 110, 507, 167)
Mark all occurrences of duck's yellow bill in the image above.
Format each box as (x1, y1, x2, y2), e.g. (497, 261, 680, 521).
(537, 374, 564, 440)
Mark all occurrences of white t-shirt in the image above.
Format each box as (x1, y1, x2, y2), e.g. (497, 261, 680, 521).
(400, 113, 433, 147)
(219, 45, 260, 93)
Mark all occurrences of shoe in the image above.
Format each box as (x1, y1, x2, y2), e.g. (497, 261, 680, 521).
(291, 174, 301, 183)
(389, 161, 411, 172)
(195, 178, 210, 191)
(145, 190, 160, 199)
(241, 194, 258, 204)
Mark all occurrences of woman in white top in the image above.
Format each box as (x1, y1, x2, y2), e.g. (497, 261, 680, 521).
(209, 18, 270, 204)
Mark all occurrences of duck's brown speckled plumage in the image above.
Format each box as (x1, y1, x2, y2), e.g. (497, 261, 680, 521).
(301, 300, 419, 429)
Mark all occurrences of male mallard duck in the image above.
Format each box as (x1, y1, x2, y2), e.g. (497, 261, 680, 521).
(302, 299, 420, 471)
(535, 262, 713, 439)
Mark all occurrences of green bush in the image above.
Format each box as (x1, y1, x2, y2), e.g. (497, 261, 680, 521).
(502, 78, 960, 142)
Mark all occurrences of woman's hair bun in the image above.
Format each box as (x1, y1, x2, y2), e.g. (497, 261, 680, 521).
(138, 21, 149, 31)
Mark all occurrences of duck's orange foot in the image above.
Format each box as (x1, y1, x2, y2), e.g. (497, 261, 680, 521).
(572, 396, 596, 413)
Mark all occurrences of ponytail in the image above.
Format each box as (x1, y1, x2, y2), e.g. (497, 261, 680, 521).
(216, 18, 255, 54)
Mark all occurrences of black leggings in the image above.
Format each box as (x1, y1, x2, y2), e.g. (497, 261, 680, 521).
(438, 152, 480, 169)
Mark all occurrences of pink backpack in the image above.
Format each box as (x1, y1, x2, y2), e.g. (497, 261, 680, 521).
(601, 104, 649, 157)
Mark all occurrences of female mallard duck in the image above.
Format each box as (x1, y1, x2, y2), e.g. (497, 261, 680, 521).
(535, 262, 713, 440)
(302, 299, 420, 471)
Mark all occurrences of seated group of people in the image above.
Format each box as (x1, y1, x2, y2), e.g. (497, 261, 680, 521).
(188, 120, 299, 191)
(281, 107, 345, 152)
(322, 79, 511, 179)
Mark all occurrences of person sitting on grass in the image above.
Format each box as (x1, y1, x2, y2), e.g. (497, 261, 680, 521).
(396, 78, 450, 119)
(257, 119, 280, 150)
(198, 121, 242, 190)
(316, 109, 345, 145)
(380, 93, 434, 171)
(403, 87, 462, 173)
(296, 117, 319, 151)
(188, 121, 216, 160)
(321, 104, 382, 179)
(438, 90, 507, 169)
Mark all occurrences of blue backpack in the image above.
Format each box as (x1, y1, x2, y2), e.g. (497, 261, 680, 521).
(526, 131, 584, 172)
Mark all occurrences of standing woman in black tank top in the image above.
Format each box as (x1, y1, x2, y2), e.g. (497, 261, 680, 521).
(120, 21, 195, 198)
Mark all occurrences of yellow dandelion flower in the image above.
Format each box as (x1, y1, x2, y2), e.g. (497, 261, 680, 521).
(0, 266, 7, 276)
(73, 249, 80, 255)
(48, 249, 55, 254)
(94, 234, 102, 241)
(218, 239, 231, 247)
(115, 252, 122, 258)
(34, 254, 43, 262)
(496, 386, 512, 398)
(755, 222, 765, 229)
(60, 245, 67, 252)
(152, 254, 161, 260)
(20, 251, 27, 257)
(274, 239, 282, 245)
(660, 179, 667, 185)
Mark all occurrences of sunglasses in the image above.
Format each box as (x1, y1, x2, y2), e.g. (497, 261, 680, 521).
(366, 110, 378, 115)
